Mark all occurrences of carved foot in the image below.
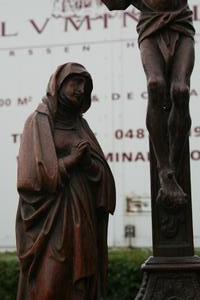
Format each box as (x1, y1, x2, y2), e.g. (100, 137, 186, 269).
(157, 169, 187, 209)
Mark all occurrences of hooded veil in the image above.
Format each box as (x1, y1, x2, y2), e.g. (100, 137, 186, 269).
(16, 63, 116, 300)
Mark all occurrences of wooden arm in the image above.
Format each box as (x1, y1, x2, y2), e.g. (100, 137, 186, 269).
(101, 0, 131, 10)
(102, 0, 142, 11)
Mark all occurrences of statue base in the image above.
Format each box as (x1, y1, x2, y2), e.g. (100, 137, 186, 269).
(135, 139, 200, 299)
(135, 256, 200, 300)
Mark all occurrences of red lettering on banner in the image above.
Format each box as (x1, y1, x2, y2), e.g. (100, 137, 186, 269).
(141, 91, 148, 99)
(1, 5, 199, 40)
(127, 92, 134, 100)
(65, 16, 91, 31)
(190, 89, 198, 97)
(102, 14, 112, 28)
(116, 153, 120, 162)
(105, 151, 200, 162)
(112, 93, 120, 101)
(30, 18, 50, 34)
(135, 152, 145, 162)
(106, 153, 113, 162)
(122, 152, 133, 162)
(0, 98, 12, 106)
(106, 152, 149, 162)
(0, 22, 18, 37)
(193, 5, 200, 21)
(11, 133, 22, 144)
(92, 95, 99, 102)
(123, 11, 139, 27)
(17, 97, 32, 105)
(191, 151, 200, 160)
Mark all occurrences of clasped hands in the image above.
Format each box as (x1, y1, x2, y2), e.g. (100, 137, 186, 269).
(62, 140, 92, 170)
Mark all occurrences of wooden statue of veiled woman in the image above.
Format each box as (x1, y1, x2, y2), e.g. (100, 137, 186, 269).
(16, 62, 116, 300)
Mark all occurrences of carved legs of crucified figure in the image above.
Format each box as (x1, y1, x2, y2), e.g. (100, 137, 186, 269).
(140, 34, 194, 207)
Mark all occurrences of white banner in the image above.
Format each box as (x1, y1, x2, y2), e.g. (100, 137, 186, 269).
(0, 0, 200, 249)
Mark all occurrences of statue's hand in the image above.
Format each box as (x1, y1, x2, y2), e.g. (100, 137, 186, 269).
(76, 140, 92, 168)
(62, 140, 92, 171)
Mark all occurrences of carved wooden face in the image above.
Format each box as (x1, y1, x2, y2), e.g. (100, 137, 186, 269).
(143, 0, 183, 11)
(60, 75, 86, 108)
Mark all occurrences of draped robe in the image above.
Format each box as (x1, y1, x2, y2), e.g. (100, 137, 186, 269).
(16, 63, 116, 300)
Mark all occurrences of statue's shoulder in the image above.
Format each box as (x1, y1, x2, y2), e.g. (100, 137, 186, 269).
(36, 102, 49, 115)
(23, 104, 48, 132)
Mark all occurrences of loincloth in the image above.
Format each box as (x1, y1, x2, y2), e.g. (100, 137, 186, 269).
(155, 29, 180, 69)
(137, 5, 195, 46)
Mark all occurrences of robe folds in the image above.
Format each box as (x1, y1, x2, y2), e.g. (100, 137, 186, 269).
(137, 5, 195, 45)
(16, 100, 116, 299)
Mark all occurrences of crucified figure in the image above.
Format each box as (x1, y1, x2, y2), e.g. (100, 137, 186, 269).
(101, 0, 195, 207)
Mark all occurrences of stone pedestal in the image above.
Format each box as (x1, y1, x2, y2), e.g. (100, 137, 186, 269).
(135, 139, 200, 299)
(136, 256, 200, 299)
